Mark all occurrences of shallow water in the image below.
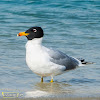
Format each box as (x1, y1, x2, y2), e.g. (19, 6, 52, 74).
(0, 0, 100, 98)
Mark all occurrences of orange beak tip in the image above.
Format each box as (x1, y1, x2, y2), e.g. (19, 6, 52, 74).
(17, 34, 20, 37)
(17, 32, 29, 37)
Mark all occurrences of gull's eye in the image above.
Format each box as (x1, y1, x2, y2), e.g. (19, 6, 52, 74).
(33, 29, 37, 32)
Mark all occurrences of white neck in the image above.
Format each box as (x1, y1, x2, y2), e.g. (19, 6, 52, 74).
(25, 38, 43, 56)
(27, 38, 43, 45)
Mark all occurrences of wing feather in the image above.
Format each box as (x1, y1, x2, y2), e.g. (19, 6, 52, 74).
(44, 47, 81, 70)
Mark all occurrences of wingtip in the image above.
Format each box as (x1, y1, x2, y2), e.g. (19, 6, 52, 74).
(82, 62, 95, 65)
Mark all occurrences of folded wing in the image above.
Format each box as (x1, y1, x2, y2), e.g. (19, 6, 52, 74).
(45, 48, 81, 70)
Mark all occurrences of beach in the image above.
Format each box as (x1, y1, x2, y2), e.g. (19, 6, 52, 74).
(1, 97, 100, 100)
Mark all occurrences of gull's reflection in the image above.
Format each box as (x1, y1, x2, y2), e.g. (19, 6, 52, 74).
(34, 82, 73, 94)
(25, 82, 75, 98)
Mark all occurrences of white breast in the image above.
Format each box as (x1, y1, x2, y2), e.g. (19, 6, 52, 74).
(25, 39, 65, 77)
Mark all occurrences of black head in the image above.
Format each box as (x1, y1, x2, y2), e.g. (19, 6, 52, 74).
(18, 27, 44, 40)
(25, 27, 44, 40)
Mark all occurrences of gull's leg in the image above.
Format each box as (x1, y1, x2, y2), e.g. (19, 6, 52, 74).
(50, 76, 53, 83)
(41, 76, 43, 82)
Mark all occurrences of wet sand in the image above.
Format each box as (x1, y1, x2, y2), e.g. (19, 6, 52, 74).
(1, 97, 100, 100)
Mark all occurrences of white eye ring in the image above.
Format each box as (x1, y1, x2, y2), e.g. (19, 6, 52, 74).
(33, 29, 37, 32)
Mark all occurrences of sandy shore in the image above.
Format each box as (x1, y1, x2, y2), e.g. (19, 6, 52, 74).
(0, 97, 100, 100)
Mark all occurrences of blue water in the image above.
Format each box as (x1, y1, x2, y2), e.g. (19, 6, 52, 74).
(0, 0, 100, 98)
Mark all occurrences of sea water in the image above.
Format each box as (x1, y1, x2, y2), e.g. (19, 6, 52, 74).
(0, 0, 100, 98)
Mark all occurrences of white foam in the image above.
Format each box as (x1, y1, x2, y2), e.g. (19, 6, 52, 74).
(25, 90, 50, 98)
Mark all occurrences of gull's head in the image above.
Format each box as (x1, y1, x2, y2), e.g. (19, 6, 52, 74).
(17, 27, 44, 40)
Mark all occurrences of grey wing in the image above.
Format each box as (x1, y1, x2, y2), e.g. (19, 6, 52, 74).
(46, 48, 81, 70)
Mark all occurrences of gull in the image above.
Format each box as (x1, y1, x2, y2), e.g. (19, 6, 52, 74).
(17, 27, 92, 82)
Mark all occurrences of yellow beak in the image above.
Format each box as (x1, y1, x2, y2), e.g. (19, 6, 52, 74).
(17, 32, 29, 36)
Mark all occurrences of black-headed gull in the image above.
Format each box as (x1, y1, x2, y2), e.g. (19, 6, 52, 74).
(17, 27, 91, 82)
